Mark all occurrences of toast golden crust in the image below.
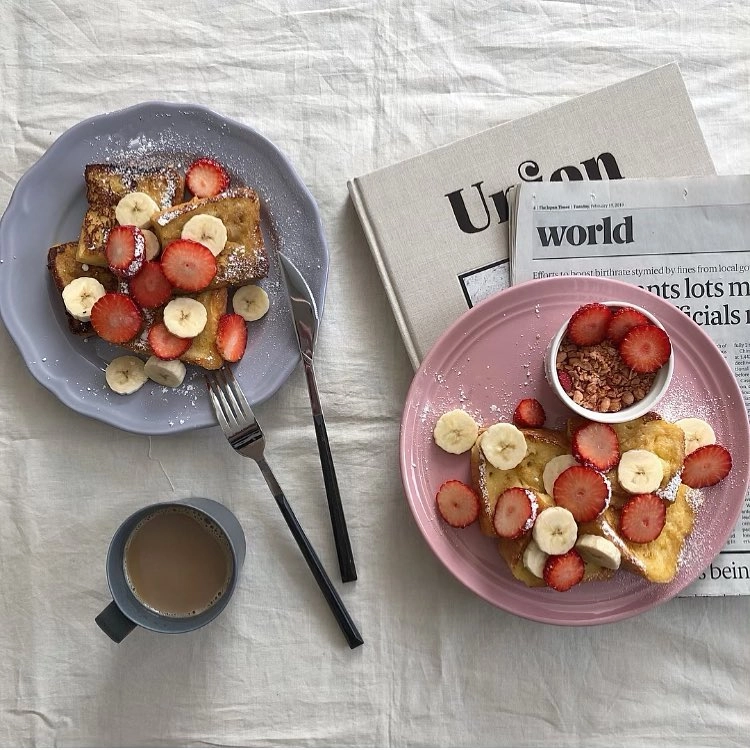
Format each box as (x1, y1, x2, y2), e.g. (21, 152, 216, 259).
(568, 413, 685, 506)
(580, 483, 695, 582)
(182, 288, 228, 370)
(119, 288, 228, 370)
(567, 414, 693, 583)
(47, 242, 117, 335)
(151, 188, 269, 287)
(470, 425, 614, 586)
(471, 427, 570, 537)
(84, 163, 184, 209)
(77, 163, 185, 267)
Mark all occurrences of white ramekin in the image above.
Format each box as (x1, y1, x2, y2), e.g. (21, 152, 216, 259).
(545, 300, 674, 424)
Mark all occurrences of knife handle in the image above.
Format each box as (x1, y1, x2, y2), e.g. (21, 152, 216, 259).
(312, 412, 358, 583)
(257, 458, 363, 649)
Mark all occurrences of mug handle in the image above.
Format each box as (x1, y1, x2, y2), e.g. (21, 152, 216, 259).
(96, 601, 136, 643)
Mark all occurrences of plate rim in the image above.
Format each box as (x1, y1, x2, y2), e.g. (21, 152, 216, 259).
(400, 275, 750, 625)
(0, 100, 329, 435)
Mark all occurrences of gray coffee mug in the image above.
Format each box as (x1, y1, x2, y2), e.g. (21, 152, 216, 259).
(96, 497, 246, 642)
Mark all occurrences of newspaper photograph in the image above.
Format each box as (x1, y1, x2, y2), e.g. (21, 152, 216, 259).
(510, 175, 750, 596)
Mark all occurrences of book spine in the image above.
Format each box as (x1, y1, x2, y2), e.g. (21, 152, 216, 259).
(347, 178, 421, 370)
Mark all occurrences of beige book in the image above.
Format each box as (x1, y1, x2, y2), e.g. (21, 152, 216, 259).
(347, 63, 715, 369)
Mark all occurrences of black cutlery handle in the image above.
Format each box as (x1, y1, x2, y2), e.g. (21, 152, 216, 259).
(258, 458, 364, 649)
(313, 413, 358, 583)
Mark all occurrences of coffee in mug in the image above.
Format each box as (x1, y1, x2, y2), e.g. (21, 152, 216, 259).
(96, 497, 246, 642)
(123, 506, 233, 617)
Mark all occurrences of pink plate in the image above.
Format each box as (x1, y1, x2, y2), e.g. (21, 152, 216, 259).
(400, 276, 749, 625)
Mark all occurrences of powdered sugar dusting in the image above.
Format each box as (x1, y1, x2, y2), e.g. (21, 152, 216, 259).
(657, 471, 682, 503)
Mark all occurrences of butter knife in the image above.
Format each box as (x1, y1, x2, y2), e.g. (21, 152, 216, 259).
(278, 252, 357, 583)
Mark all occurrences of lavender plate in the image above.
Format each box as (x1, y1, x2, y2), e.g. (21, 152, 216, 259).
(0, 102, 328, 435)
(400, 277, 749, 625)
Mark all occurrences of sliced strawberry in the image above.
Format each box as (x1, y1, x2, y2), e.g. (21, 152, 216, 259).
(216, 313, 248, 362)
(513, 398, 546, 428)
(572, 421, 620, 471)
(552, 465, 609, 522)
(681, 444, 732, 488)
(160, 239, 217, 292)
(90, 292, 143, 344)
(492, 487, 538, 538)
(147, 321, 193, 360)
(105, 225, 145, 278)
(543, 549, 585, 592)
(618, 324, 671, 373)
(435, 480, 480, 528)
(606, 306, 650, 343)
(566, 302, 613, 346)
(619, 493, 666, 543)
(129, 261, 173, 308)
(557, 369, 573, 393)
(185, 157, 230, 198)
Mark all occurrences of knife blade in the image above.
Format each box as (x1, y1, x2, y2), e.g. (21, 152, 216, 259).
(278, 252, 357, 583)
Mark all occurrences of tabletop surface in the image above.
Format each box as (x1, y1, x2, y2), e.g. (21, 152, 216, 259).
(1, 1, 748, 747)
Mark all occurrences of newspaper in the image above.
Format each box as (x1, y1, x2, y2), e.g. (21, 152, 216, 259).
(347, 64, 714, 369)
(509, 175, 750, 596)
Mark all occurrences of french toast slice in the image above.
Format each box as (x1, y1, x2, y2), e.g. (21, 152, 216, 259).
(471, 427, 569, 537)
(77, 163, 185, 267)
(579, 483, 696, 583)
(120, 288, 228, 371)
(568, 413, 685, 506)
(151, 187, 269, 287)
(470, 426, 614, 586)
(568, 413, 694, 583)
(47, 242, 117, 335)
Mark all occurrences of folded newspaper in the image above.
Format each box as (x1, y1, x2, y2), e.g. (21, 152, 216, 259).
(509, 175, 750, 596)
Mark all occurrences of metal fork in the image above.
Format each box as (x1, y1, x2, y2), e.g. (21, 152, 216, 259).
(206, 366, 363, 649)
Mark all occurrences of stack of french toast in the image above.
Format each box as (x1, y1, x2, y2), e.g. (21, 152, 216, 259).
(47, 158, 269, 382)
(472, 414, 693, 587)
(433, 403, 732, 591)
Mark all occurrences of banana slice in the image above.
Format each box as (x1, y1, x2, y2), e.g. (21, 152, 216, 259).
(163, 297, 208, 338)
(61, 276, 106, 322)
(542, 454, 578, 497)
(522, 539, 548, 579)
(433, 409, 479, 454)
(532, 506, 577, 555)
(115, 192, 160, 228)
(617, 449, 663, 494)
(144, 356, 186, 388)
(675, 417, 715, 456)
(142, 229, 161, 261)
(575, 534, 621, 570)
(105, 355, 147, 395)
(233, 284, 270, 322)
(181, 214, 228, 256)
(481, 423, 527, 470)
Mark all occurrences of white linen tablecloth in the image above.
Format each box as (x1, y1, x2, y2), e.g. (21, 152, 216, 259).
(1, 0, 748, 746)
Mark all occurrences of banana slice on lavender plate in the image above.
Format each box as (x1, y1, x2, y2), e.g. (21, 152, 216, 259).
(62, 276, 106, 322)
(180, 214, 228, 256)
(144, 356, 186, 388)
(105, 355, 148, 395)
(115, 191, 160, 228)
(233, 284, 270, 322)
(163, 297, 208, 339)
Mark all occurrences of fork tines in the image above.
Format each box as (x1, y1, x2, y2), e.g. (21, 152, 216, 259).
(206, 366, 257, 436)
